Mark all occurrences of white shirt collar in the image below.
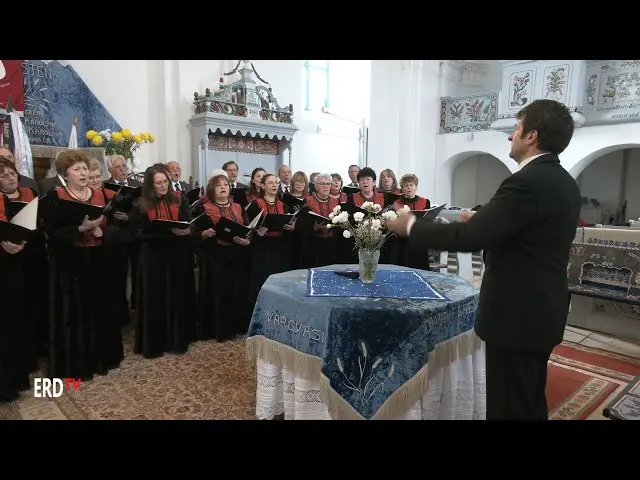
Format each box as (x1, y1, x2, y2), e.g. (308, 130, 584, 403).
(518, 153, 548, 170)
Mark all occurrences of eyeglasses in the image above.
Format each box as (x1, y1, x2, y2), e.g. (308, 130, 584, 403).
(316, 182, 331, 186)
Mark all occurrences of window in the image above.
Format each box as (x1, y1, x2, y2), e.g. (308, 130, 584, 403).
(304, 60, 330, 111)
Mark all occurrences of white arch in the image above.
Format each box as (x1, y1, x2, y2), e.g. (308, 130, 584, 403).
(568, 143, 640, 178)
(437, 130, 517, 175)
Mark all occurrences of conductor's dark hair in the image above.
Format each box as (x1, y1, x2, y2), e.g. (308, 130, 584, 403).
(517, 99, 574, 155)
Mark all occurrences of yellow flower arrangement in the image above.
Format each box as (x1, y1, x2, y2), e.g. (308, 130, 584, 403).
(85, 128, 154, 165)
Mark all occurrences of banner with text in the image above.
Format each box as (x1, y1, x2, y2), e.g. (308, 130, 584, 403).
(22, 60, 121, 147)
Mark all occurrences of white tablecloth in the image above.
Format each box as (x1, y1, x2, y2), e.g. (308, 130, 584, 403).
(255, 340, 486, 420)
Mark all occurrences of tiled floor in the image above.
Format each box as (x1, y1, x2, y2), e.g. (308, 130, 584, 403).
(560, 326, 640, 420)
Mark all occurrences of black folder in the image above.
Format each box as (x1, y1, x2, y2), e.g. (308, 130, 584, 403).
(103, 182, 142, 197)
(0, 197, 38, 242)
(0, 220, 32, 243)
(102, 183, 142, 213)
(281, 192, 306, 209)
(214, 216, 253, 242)
(214, 210, 263, 242)
(6, 200, 28, 217)
(185, 188, 201, 205)
(341, 185, 360, 195)
(263, 213, 296, 231)
(143, 212, 206, 234)
(53, 199, 105, 227)
(307, 210, 332, 225)
(411, 204, 447, 221)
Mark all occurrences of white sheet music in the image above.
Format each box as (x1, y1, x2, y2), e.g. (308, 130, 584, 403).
(10, 197, 38, 231)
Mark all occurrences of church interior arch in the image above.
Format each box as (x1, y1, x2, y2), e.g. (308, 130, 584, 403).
(450, 152, 511, 208)
(574, 145, 640, 225)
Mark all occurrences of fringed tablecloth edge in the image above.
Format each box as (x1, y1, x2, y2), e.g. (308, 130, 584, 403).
(246, 335, 323, 381)
(370, 329, 483, 420)
(246, 329, 484, 421)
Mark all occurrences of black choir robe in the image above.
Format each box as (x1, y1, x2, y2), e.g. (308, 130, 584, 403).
(0, 193, 34, 401)
(46, 187, 123, 380)
(392, 196, 431, 270)
(247, 197, 292, 303)
(130, 192, 196, 358)
(196, 200, 253, 342)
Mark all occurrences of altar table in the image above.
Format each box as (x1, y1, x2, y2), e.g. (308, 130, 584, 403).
(246, 265, 486, 420)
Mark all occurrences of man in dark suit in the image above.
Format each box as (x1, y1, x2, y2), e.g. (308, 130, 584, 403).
(105, 155, 143, 188)
(166, 161, 191, 192)
(276, 165, 292, 198)
(104, 155, 142, 311)
(0, 146, 40, 193)
(388, 99, 581, 420)
(222, 161, 248, 189)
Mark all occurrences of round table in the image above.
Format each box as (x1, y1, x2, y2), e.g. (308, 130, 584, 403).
(246, 264, 485, 420)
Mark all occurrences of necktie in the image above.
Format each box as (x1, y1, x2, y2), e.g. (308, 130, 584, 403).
(285, 186, 289, 194)
(175, 183, 181, 191)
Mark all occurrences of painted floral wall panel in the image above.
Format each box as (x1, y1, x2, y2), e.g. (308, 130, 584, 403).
(439, 92, 498, 134)
(508, 70, 535, 111)
(583, 60, 640, 123)
(543, 64, 571, 103)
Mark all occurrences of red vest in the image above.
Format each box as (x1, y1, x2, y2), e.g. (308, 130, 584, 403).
(204, 201, 244, 246)
(393, 196, 429, 211)
(352, 191, 385, 208)
(307, 194, 339, 238)
(256, 197, 285, 238)
(55, 186, 107, 247)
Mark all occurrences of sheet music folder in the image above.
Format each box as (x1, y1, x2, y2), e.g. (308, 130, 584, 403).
(214, 210, 263, 242)
(53, 198, 105, 227)
(281, 192, 306, 208)
(263, 213, 297, 231)
(102, 183, 142, 213)
(143, 212, 206, 234)
(0, 197, 39, 242)
(411, 204, 447, 221)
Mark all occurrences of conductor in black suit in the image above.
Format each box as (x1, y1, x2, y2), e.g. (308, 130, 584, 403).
(388, 100, 582, 420)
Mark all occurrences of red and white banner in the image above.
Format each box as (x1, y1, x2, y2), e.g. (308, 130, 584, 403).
(0, 60, 25, 115)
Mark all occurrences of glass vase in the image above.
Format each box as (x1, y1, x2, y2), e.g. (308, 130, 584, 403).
(358, 248, 381, 284)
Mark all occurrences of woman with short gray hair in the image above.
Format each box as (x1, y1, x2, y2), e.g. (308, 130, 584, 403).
(305, 172, 340, 267)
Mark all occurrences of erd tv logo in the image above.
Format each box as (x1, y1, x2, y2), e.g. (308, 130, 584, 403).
(33, 378, 81, 398)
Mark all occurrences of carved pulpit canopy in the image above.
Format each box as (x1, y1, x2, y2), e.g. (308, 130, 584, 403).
(189, 60, 299, 141)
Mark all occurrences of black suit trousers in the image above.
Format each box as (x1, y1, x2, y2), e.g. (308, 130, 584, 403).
(485, 343, 551, 420)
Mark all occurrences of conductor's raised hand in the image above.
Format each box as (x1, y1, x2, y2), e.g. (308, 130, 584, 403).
(386, 212, 415, 238)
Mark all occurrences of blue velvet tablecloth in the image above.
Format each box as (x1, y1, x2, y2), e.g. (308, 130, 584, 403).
(247, 264, 479, 420)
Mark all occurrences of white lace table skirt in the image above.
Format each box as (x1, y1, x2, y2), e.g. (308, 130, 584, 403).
(255, 341, 486, 420)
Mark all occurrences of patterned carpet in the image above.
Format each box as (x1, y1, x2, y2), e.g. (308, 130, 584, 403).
(547, 341, 640, 420)
(0, 327, 256, 420)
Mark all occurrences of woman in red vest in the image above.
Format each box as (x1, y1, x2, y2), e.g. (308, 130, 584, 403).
(130, 165, 196, 358)
(46, 150, 123, 379)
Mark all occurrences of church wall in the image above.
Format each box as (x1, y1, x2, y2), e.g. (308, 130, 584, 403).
(68, 60, 371, 182)
(69, 60, 158, 170)
(435, 123, 640, 210)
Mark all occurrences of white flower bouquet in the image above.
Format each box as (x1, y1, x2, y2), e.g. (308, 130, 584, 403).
(327, 201, 410, 250)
